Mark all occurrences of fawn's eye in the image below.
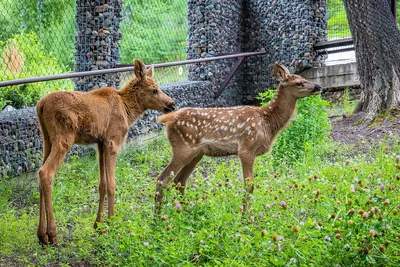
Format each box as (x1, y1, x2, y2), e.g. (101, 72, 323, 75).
(152, 89, 158, 95)
(296, 82, 303, 87)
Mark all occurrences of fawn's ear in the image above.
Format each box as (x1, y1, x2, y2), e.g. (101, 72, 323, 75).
(146, 64, 154, 79)
(134, 59, 147, 81)
(274, 62, 290, 81)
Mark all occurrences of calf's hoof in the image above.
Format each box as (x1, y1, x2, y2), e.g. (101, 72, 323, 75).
(48, 234, 59, 246)
(37, 233, 49, 245)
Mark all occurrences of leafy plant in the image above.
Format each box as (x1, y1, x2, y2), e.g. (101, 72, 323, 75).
(258, 89, 331, 165)
(0, 32, 74, 109)
(1, 135, 400, 266)
(120, 0, 187, 64)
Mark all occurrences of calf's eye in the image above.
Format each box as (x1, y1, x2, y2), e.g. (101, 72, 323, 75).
(152, 89, 158, 95)
(296, 82, 303, 87)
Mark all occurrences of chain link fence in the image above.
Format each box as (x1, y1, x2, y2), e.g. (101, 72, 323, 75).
(327, 0, 399, 41)
(0, 0, 189, 179)
(0, 0, 188, 110)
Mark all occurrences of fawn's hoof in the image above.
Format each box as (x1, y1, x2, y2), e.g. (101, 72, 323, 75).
(94, 221, 107, 234)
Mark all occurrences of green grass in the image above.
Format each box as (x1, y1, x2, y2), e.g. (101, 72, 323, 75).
(328, 88, 358, 117)
(0, 134, 400, 266)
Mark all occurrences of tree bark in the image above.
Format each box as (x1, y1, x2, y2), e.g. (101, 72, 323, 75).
(344, 0, 400, 120)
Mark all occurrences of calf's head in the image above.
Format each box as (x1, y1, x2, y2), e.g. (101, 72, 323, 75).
(131, 59, 175, 113)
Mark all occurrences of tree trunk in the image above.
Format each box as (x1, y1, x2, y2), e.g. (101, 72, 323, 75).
(344, 0, 400, 119)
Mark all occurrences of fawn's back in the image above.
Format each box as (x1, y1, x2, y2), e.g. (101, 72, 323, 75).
(160, 106, 271, 157)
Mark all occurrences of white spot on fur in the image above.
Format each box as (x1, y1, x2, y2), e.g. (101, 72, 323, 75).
(237, 122, 246, 129)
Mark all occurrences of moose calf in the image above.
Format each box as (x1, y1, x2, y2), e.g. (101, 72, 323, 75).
(36, 59, 175, 245)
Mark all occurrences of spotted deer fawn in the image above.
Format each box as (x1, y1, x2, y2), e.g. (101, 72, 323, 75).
(36, 59, 175, 245)
(155, 63, 322, 212)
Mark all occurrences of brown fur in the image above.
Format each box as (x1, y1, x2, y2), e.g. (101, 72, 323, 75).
(36, 59, 175, 245)
(154, 63, 323, 213)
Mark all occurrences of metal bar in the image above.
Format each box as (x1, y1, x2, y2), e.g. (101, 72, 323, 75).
(314, 37, 353, 50)
(215, 56, 245, 98)
(317, 47, 355, 55)
(0, 51, 266, 88)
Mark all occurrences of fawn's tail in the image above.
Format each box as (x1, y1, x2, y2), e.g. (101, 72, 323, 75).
(157, 112, 175, 124)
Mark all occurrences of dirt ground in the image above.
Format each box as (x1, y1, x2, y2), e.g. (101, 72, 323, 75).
(330, 110, 400, 151)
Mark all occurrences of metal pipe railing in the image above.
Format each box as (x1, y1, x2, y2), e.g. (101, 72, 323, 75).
(0, 51, 266, 87)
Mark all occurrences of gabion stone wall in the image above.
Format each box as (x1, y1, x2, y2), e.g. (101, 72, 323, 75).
(243, 0, 327, 103)
(0, 109, 93, 178)
(187, 0, 244, 105)
(74, 0, 123, 91)
(0, 81, 214, 179)
(187, 0, 327, 104)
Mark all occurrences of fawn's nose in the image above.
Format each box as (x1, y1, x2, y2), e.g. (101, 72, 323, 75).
(313, 85, 323, 93)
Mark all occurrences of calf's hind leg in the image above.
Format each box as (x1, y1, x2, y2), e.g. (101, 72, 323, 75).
(37, 139, 71, 245)
(94, 142, 106, 229)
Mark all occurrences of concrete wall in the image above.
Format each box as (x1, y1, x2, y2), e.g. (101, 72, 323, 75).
(300, 62, 361, 102)
(0, 81, 214, 179)
(300, 62, 360, 89)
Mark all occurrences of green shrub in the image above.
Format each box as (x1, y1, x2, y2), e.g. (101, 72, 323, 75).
(258, 89, 331, 165)
(0, 32, 74, 110)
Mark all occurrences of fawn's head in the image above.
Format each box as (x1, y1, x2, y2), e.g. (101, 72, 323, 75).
(274, 63, 323, 99)
(128, 59, 175, 113)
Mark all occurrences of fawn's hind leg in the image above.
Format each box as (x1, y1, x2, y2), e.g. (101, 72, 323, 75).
(173, 153, 203, 195)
